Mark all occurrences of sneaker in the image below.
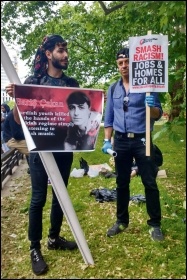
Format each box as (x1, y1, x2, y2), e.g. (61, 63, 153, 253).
(107, 222, 128, 237)
(149, 227, 164, 241)
(30, 249, 48, 276)
(48, 236, 78, 250)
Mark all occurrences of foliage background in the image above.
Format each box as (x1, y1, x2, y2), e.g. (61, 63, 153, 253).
(1, 1, 186, 85)
(1, 1, 186, 133)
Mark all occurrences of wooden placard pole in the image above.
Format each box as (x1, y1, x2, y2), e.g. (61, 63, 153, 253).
(145, 30, 152, 156)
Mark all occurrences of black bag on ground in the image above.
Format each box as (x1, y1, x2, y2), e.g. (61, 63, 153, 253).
(79, 157, 89, 175)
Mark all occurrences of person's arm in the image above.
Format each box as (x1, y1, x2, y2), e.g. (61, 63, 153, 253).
(13, 106, 21, 124)
(101, 84, 116, 154)
(103, 83, 116, 141)
(10, 115, 25, 140)
(104, 127, 113, 141)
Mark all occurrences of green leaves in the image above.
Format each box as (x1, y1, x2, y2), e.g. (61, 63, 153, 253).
(1, 1, 186, 120)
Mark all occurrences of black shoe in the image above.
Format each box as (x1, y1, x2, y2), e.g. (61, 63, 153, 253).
(48, 236, 78, 250)
(27, 168, 30, 174)
(107, 222, 128, 237)
(149, 227, 164, 241)
(30, 249, 48, 276)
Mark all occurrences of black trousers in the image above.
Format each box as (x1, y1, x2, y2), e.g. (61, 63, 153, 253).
(28, 152, 73, 250)
(114, 132, 161, 228)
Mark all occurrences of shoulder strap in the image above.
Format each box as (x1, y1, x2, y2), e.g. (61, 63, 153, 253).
(111, 81, 118, 97)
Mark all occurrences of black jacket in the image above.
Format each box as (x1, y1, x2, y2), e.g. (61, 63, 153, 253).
(3, 110, 25, 142)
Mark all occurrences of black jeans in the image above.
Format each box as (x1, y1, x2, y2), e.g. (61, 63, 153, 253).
(28, 152, 73, 250)
(114, 132, 161, 228)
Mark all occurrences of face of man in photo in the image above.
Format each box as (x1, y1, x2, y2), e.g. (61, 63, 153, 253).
(68, 102, 91, 129)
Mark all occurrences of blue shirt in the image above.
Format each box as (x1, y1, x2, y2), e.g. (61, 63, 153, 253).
(104, 78, 163, 133)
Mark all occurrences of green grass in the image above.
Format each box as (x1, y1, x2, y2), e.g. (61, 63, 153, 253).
(1, 125, 186, 279)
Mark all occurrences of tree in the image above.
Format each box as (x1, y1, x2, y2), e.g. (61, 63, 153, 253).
(1, 1, 186, 125)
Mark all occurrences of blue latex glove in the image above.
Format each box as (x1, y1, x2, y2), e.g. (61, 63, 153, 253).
(145, 95, 155, 107)
(101, 140, 112, 154)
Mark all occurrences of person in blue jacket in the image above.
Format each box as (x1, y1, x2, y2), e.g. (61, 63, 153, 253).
(101, 47, 164, 242)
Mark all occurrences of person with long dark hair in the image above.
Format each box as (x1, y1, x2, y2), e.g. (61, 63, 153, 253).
(5, 34, 79, 276)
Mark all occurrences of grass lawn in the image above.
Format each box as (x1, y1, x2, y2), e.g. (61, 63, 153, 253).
(1, 124, 186, 279)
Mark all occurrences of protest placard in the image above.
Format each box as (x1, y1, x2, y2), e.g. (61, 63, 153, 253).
(14, 84, 104, 152)
(129, 34, 168, 93)
(129, 33, 168, 156)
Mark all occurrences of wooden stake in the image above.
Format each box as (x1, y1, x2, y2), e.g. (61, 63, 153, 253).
(146, 30, 152, 156)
